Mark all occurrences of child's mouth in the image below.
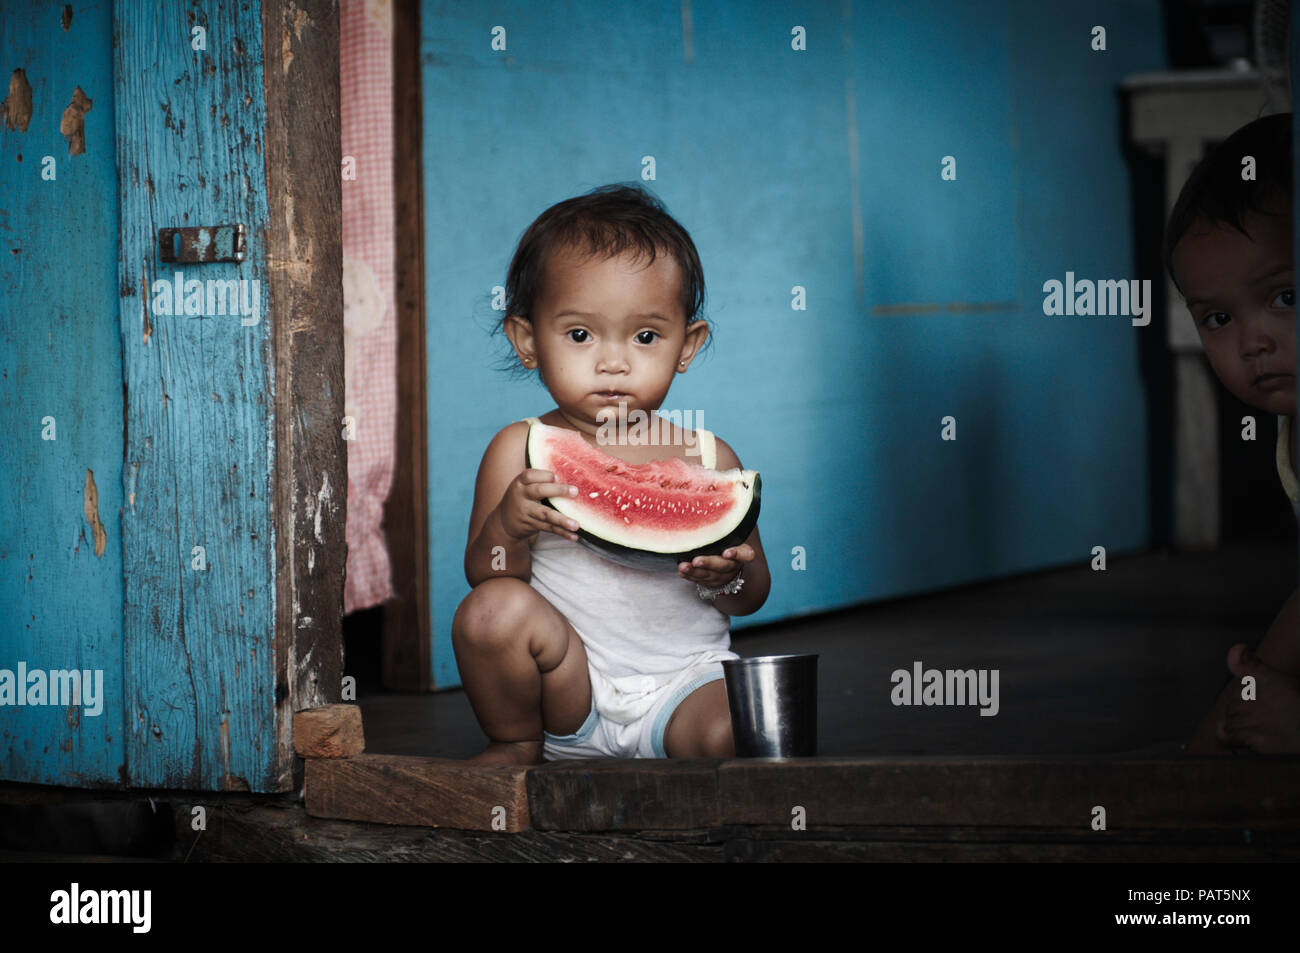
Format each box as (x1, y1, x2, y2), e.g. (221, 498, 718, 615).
(1255, 373, 1294, 391)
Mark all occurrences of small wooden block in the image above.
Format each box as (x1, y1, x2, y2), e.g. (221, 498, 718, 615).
(305, 754, 531, 832)
(717, 757, 1300, 829)
(293, 704, 365, 759)
(527, 758, 721, 830)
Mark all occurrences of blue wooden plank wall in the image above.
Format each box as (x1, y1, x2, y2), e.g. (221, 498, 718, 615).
(421, 0, 1163, 689)
(0, 0, 126, 785)
(114, 0, 277, 789)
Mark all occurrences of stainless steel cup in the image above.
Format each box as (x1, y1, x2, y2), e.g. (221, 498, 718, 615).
(721, 654, 819, 757)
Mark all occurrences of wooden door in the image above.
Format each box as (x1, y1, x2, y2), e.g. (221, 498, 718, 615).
(1, 0, 344, 792)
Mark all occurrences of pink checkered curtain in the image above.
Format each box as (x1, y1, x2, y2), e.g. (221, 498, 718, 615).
(341, 0, 396, 612)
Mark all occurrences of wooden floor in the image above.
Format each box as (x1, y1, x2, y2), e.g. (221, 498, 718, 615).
(3, 531, 1297, 862)
(353, 531, 1298, 760)
(5, 755, 1298, 862)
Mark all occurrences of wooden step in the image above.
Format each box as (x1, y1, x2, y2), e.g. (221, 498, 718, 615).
(716, 757, 1300, 829)
(517, 756, 1300, 833)
(293, 703, 365, 759)
(527, 758, 720, 831)
(304, 754, 530, 832)
(304, 755, 1300, 833)
(296, 696, 1300, 835)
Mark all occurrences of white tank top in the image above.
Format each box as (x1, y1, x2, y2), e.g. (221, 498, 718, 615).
(521, 415, 733, 678)
(1278, 415, 1300, 524)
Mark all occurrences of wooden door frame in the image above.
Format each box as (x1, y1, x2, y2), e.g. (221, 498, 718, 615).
(383, 0, 432, 691)
(262, 0, 348, 779)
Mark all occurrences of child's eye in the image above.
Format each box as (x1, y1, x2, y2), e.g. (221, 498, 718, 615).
(1271, 289, 1295, 309)
(568, 329, 589, 343)
(1201, 311, 1229, 331)
(636, 331, 659, 344)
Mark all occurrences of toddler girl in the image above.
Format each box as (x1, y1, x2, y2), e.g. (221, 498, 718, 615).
(452, 184, 771, 764)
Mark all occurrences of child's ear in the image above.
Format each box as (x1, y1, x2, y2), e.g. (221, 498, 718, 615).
(683, 318, 709, 353)
(504, 313, 535, 353)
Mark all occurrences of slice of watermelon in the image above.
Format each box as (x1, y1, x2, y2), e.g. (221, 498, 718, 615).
(525, 419, 761, 573)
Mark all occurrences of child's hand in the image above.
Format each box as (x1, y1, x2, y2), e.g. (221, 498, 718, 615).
(496, 469, 582, 543)
(678, 543, 755, 587)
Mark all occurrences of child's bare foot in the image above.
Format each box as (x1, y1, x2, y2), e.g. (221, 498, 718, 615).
(1219, 644, 1300, 754)
(466, 740, 546, 765)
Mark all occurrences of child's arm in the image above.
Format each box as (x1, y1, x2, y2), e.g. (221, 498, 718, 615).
(463, 422, 535, 587)
(1187, 586, 1300, 754)
(687, 436, 771, 617)
(710, 524, 770, 616)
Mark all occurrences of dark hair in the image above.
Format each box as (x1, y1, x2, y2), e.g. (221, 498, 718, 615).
(495, 183, 709, 380)
(1163, 112, 1292, 294)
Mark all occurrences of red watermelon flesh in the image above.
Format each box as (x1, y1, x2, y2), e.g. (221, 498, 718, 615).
(525, 420, 761, 569)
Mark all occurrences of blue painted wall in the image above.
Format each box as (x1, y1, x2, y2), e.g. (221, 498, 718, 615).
(422, 1, 1165, 688)
(0, 1, 125, 784)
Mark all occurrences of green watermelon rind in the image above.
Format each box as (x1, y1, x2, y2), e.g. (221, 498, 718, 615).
(525, 421, 762, 573)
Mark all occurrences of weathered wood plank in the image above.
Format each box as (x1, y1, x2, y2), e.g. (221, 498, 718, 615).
(172, 795, 720, 861)
(261, 0, 346, 789)
(715, 823, 1300, 847)
(383, 0, 431, 692)
(169, 807, 1300, 863)
(293, 704, 364, 758)
(723, 839, 1294, 862)
(115, 0, 276, 791)
(112, 0, 343, 793)
(717, 757, 1300, 829)
(527, 758, 721, 830)
(3, 781, 1295, 863)
(305, 754, 530, 831)
(716, 823, 1300, 864)
(0, 0, 126, 787)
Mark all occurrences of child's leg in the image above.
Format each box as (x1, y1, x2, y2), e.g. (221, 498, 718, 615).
(1251, 588, 1300, 674)
(662, 679, 735, 758)
(1188, 587, 1299, 754)
(451, 577, 592, 764)
(1222, 643, 1300, 753)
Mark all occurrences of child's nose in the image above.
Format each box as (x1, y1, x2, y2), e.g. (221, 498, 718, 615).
(1238, 313, 1280, 355)
(596, 349, 630, 372)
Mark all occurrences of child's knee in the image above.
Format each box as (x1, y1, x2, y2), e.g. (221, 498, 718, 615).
(452, 577, 536, 652)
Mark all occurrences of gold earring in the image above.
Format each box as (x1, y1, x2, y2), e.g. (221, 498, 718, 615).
(678, 361, 686, 369)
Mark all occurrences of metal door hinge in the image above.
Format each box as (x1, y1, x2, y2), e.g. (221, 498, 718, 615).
(158, 224, 246, 263)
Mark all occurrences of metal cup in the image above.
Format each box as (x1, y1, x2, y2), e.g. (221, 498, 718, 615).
(721, 654, 819, 757)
